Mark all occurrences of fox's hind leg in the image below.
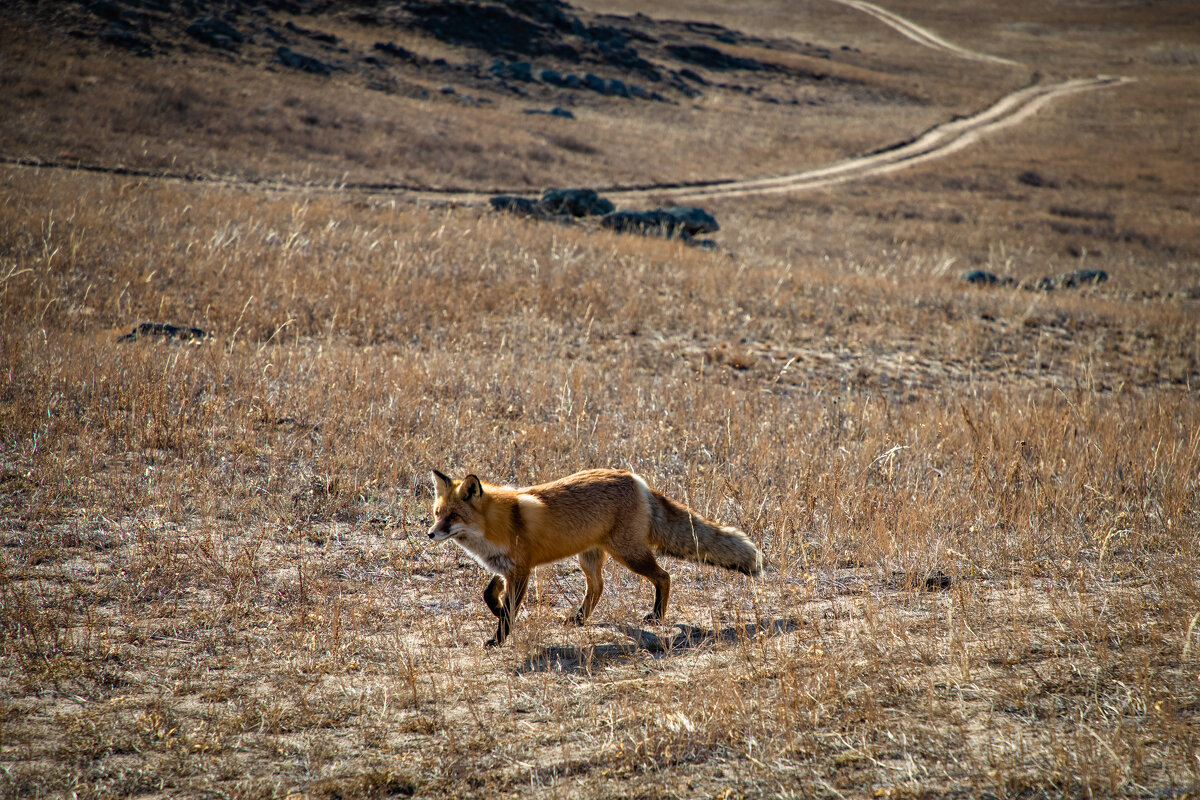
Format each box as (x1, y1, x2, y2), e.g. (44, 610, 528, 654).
(569, 548, 606, 626)
(611, 550, 671, 623)
(483, 575, 505, 618)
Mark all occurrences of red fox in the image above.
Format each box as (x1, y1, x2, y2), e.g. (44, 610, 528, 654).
(428, 468, 762, 646)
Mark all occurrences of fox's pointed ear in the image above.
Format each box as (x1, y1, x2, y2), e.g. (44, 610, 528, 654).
(431, 470, 452, 497)
(460, 474, 483, 503)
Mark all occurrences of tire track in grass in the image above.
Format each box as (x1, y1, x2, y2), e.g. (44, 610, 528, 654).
(0, 5, 1131, 204)
(0, 78, 1132, 205)
(601, 76, 1133, 203)
(827, 0, 1021, 66)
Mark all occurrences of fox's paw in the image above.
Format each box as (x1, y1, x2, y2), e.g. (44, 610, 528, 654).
(484, 637, 502, 648)
(642, 612, 665, 624)
(565, 612, 587, 627)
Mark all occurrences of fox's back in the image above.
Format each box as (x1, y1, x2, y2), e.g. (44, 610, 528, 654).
(525, 469, 644, 516)
(516, 470, 649, 559)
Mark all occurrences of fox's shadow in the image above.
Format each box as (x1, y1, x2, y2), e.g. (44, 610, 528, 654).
(516, 617, 802, 674)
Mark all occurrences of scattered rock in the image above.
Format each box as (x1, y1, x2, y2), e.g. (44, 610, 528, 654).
(960, 269, 998, 285)
(539, 188, 614, 217)
(1050, 206, 1114, 222)
(663, 206, 719, 236)
(1035, 268, 1108, 290)
(606, 78, 630, 97)
(373, 41, 420, 62)
(97, 23, 154, 54)
(523, 106, 575, 119)
(284, 20, 337, 45)
(583, 72, 607, 93)
(1017, 170, 1057, 188)
(666, 43, 766, 71)
(536, 67, 657, 99)
(489, 189, 612, 219)
(601, 206, 719, 238)
(404, 1, 580, 61)
(491, 59, 535, 82)
(961, 268, 1108, 291)
(489, 190, 720, 244)
(489, 195, 541, 215)
(959, 270, 1016, 286)
(185, 16, 243, 50)
(86, 1, 130, 24)
(118, 322, 209, 343)
(86, 0, 156, 34)
(275, 46, 332, 75)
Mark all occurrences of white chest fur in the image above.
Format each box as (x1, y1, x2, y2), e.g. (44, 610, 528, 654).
(452, 531, 514, 575)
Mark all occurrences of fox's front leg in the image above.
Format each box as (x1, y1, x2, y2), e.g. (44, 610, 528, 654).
(483, 575, 505, 618)
(486, 570, 529, 647)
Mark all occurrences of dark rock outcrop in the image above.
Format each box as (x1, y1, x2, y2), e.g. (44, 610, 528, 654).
(666, 43, 766, 71)
(601, 206, 719, 238)
(185, 16, 243, 50)
(373, 41, 421, 62)
(118, 322, 210, 343)
(1035, 269, 1108, 290)
(489, 189, 720, 244)
(523, 106, 576, 119)
(961, 270, 1003, 285)
(275, 46, 333, 75)
(404, 1, 580, 61)
(489, 195, 541, 215)
(97, 23, 153, 54)
(960, 268, 1108, 290)
(1017, 170, 1057, 188)
(539, 188, 615, 217)
(491, 59, 535, 81)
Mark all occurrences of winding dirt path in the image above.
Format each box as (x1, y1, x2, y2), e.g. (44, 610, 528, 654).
(600, 76, 1132, 204)
(1, 3, 1131, 205)
(827, 0, 1020, 66)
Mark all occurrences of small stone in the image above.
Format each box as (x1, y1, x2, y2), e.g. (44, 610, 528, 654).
(960, 270, 1000, 285)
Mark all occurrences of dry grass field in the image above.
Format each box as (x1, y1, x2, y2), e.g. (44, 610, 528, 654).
(2, 1, 1199, 798)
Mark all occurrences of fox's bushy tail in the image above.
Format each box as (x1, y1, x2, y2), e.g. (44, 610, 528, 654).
(647, 489, 763, 576)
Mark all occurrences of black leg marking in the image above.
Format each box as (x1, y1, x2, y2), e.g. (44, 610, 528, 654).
(486, 572, 529, 647)
(483, 576, 505, 618)
(613, 550, 671, 624)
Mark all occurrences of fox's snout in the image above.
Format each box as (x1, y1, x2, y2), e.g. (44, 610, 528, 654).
(427, 521, 455, 541)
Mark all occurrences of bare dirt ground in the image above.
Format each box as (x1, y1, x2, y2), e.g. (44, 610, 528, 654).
(2, 1, 1199, 799)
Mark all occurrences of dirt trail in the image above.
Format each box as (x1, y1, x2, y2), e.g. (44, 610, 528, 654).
(2, 77, 1131, 206)
(599, 76, 1132, 203)
(827, 0, 1021, 66)
(0, 4, 1130, 205)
